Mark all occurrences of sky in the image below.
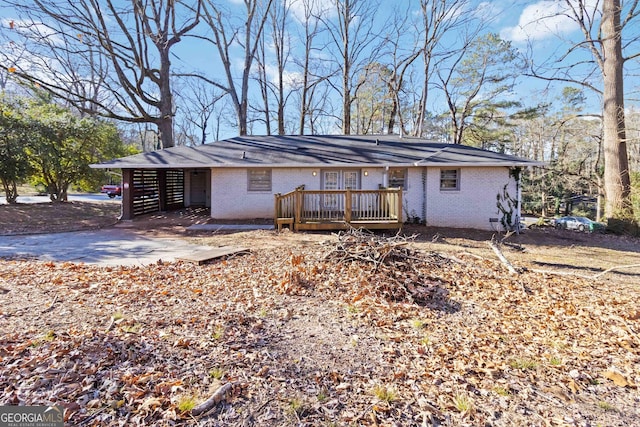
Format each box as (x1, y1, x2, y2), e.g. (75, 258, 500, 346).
(1, 0, 638, 141)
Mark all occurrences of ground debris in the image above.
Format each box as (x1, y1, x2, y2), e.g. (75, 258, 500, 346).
(322, 228, 452, 305)
(1, 238, 639, 426)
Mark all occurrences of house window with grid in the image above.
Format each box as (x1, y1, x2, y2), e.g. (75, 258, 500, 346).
(440, 169, 460, 191)
(388, 168, 407, 189)
(247, 169, 272, 192)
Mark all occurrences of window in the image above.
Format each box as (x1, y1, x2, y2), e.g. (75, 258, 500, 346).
(388, 168, 407, 189)
(247, 169, 272, 191)
(440, 169, 460, 190)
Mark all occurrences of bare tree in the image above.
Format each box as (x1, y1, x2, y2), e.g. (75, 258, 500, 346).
(174, 78, 224, 145)
(201, 0, 274, 136)
(1, 0, 202, 149)
(526, 0, 640, 226)
(319, 0, 382, 134)
(414, 0, 479, 137)
(600, 0, 635, 224)
(253, 0, 293, 137)
(255, 35, 273, 135)
(290, 0, 332, 134)
(378, 5, 421, 135)
(353, 62, 392, 134)
(269, 0, 292, 135)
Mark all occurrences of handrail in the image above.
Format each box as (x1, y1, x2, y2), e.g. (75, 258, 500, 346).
(275, 188, 403, 229)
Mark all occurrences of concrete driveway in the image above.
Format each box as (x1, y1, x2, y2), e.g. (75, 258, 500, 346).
(0, 193, 121, 205)
(0, 228, 214, 266)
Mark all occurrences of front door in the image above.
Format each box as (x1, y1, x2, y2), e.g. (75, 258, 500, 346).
(190, 170, 207, 206)
(322, 170, 360, 190)
(322, 170, 360, 210)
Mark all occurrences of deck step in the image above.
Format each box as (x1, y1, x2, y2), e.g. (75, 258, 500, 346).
(276, 217, 294, 231)
(177, 246, 249, 265)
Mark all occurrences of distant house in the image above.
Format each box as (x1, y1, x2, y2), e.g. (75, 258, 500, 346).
(92, 135, 541, 230)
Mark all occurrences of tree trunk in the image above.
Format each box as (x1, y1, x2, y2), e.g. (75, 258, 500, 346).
(1, 178, 18, 204)
(343, 64, 351, 134)
(239, 100, 248, 136)
(299, 66, 308, 134)
(158, 50, 174, 149)
(596, 175, 604, 222)
(341, 1, 351, 135)
(601, 0, 633, 226)
(387, 87, 397, 134)
(157, 116, 174, 150)
(277, 73, 285, 135)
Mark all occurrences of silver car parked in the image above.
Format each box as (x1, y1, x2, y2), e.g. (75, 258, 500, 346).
(553, 216, 605, 232)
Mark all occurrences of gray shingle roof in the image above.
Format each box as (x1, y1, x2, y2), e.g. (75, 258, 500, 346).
(92, 135, 542, 169)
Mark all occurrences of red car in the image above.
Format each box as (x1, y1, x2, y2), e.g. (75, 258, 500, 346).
(100, 184, 122, 198)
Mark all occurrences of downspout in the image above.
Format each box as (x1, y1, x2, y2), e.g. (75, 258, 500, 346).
(422, 168, 427, 225)
(515, 167, 522, 234)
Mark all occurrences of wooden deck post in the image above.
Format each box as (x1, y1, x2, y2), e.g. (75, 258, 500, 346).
(294, 188, 303, 231)
(345, 189, 352, 224)
(396, 188, 403, 223)
(274, 193, 281, 228)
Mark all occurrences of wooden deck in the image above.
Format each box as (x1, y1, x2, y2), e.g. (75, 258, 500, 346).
(274, 187, 403, 231)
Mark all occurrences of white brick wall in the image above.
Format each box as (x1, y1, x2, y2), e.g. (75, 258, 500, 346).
(209, 166, 517, 229)
(424, 167, 516, 230)
(210, 168, 322, 218)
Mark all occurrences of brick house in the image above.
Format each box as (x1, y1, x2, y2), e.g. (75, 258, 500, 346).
(92, 135, 541, 230)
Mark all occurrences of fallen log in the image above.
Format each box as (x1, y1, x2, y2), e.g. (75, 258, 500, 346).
(593, 263, 640, 279)
(191, 382, 235, 416)
(488, 239, 518, 275)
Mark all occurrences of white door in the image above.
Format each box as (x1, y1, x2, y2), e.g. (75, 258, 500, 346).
(323, 171, 340, 209)
(343, 171, 359, 190)
(322, 170, 360, 190)
(322, 170, 360, 210)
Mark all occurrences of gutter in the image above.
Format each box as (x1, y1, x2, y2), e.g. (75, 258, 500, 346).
(90, 161, 545, 169)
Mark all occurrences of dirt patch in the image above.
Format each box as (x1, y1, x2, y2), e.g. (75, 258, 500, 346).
(0, 202, 120, 235)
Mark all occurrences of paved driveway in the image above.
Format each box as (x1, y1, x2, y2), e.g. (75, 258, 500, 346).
(0, 193, 120, 205)
(0, 229, 214, 266)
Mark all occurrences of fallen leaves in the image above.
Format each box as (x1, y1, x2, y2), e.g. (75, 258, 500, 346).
(1, 233, 639, 426)
(602, 370, 637, 388)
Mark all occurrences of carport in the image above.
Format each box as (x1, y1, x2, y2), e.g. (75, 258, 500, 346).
(91, 146, 218, 220)
(118, 168, 210, 220)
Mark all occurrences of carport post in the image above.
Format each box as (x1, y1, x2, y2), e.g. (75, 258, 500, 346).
(121, 169, 134, 220)
(158, 169, 167, 212)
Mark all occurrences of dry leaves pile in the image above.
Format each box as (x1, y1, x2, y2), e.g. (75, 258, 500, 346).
(1, 229, 639, 426)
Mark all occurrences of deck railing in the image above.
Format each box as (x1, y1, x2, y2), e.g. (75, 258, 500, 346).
(274, 187, 403, 230)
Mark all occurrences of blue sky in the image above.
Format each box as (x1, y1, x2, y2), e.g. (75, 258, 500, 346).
(2, 0, 638, 140)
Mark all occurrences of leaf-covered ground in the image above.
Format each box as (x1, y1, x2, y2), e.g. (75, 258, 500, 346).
(1, 231, 638, 426)
(0, 202, 120, 235)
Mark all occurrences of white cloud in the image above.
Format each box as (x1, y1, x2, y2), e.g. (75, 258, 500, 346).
(288, 0, 336, 24)
(263, 63, 303, 90)
(500, 0, 598, 43)
(2, 18, 64, 46)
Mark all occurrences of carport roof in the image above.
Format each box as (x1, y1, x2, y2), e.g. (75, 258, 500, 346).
(91, 135, 543, 169)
